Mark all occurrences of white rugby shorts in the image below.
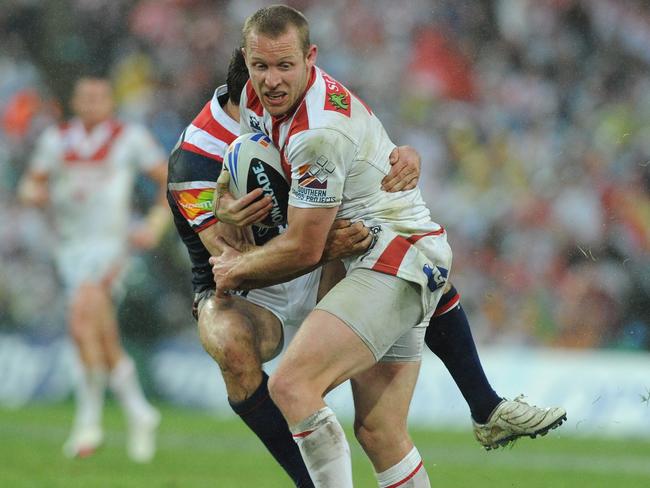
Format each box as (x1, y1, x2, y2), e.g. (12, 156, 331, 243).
(196, 268, 322, 331)
(55, 240, 129, 298)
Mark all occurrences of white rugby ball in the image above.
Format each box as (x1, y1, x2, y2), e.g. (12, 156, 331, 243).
(223, 132, 289, 228)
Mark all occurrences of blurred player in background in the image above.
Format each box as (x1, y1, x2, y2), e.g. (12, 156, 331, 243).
(167, 48, 420, 487)
(18, 75, 168, 462)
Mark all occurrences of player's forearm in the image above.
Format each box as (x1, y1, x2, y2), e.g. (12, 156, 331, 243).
(236, 241, 344, 290)
(234, 234, 323, 284)
(237, 262, 321, 290)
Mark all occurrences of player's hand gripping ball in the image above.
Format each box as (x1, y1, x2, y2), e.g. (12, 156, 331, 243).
(223, 133, 289, 228)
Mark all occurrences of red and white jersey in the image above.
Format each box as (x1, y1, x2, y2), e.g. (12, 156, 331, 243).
(239, 67, 452, 314)
(29, 117, 165, 246)
(179, 85, 240, 164)
(169, 84, 240, 232)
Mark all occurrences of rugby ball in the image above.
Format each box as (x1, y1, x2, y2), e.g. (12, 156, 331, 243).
(223, 132, 289, 228)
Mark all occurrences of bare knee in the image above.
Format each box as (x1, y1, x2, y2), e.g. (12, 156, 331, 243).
(198, 306, 267, 399)
(354, 419, 384, 457)
(354, 417, 408, 459)
(268, 369, 304, 415)
(199, 314, 258, 367)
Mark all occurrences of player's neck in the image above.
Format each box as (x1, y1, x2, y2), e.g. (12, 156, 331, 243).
(79, 118, 110, 132)
(224, 99, 239, 123)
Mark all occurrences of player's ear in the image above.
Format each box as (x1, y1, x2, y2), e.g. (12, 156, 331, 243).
(306, 44, 317, 68)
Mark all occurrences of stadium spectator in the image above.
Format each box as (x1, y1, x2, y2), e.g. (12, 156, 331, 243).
(17, 75, 168, 462)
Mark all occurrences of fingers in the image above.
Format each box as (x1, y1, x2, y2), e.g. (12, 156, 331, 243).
(232, 188, 265, 211)
(383, 144, 421, 191)
(401, 175, 419, 191)
(216, 169, 230, 195)
(350, 231, 373, 253)
(244, 203, 273, 226)
(338, 221, 369, 247)
(389, 146, 400, 164)
(348, 221, 370, 244)
(210, 252, 232, 299)
(382, 167, 416, 191)
(330, 219, 352, 230)
(215, 188, 273, 226)
(214, 170, 230, 209)
(381, 159, 406, 190)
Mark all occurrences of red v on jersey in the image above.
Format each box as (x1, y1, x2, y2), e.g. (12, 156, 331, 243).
(63, 120, 123, 165)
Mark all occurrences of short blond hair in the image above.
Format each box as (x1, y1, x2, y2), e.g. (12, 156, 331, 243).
(242, 4, 311, 55)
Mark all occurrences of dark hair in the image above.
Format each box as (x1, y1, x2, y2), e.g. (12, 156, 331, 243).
(226, 48, 249, 106)
(242, 4, 310, 55)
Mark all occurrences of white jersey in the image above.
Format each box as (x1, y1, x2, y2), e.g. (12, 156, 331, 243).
(29, 118, 165, 289)
(240, 67, 452, 314)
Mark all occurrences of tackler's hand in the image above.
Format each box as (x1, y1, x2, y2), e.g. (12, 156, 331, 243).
(209, 237, 244, 297)
(381, 145, 421, 192)
(213, 169, 273, 226)
(323, 220, 373, 261)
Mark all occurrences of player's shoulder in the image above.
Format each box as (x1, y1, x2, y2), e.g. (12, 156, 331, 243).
(298, 68, 373, 137)
(307, 67, 371, 122)
(168, 142, 221, 183)
(40, 123, 65, 141)
(183, 86, 239, 160)
(35, 122, 70, 151)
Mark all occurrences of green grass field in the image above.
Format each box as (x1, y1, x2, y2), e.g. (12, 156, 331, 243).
(1, 402, 649, 487)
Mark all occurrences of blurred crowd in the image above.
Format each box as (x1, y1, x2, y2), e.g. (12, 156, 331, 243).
(1, 0, 649, 350)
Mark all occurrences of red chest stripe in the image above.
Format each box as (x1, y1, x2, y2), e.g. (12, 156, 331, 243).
(63, 122, 123, 165)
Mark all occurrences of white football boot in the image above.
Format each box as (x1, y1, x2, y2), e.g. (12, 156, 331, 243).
(126, 408, 161, 463)
(473, 395, 567, 450)
(62, 424, 104, 458)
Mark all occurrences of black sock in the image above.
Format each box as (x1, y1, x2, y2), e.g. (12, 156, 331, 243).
(229, 372, 314, 487)
(425, 287, 502, 424)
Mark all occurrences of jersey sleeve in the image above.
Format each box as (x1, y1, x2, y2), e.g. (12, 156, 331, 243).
(128, 124, 167, 171)
(167, 146, 221, 232)
(286, 128, 356, 209)
(29, 127, 61, 173)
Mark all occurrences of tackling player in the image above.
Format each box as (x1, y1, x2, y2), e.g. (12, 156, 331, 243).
(18, 75, 167, 462)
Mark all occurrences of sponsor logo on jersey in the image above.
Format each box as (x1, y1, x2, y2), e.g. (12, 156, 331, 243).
(291, 185, 337, 204)
(423, 264, 448, 292)
(327, 93, 349, 112)
(298, 156, 334, 189)
(171, 187, 214, 222)
(249, 115, 262, 132)
(323, 72, 352, 117)
(294, 156, 337, 204)
(251, 159, 285, 226)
